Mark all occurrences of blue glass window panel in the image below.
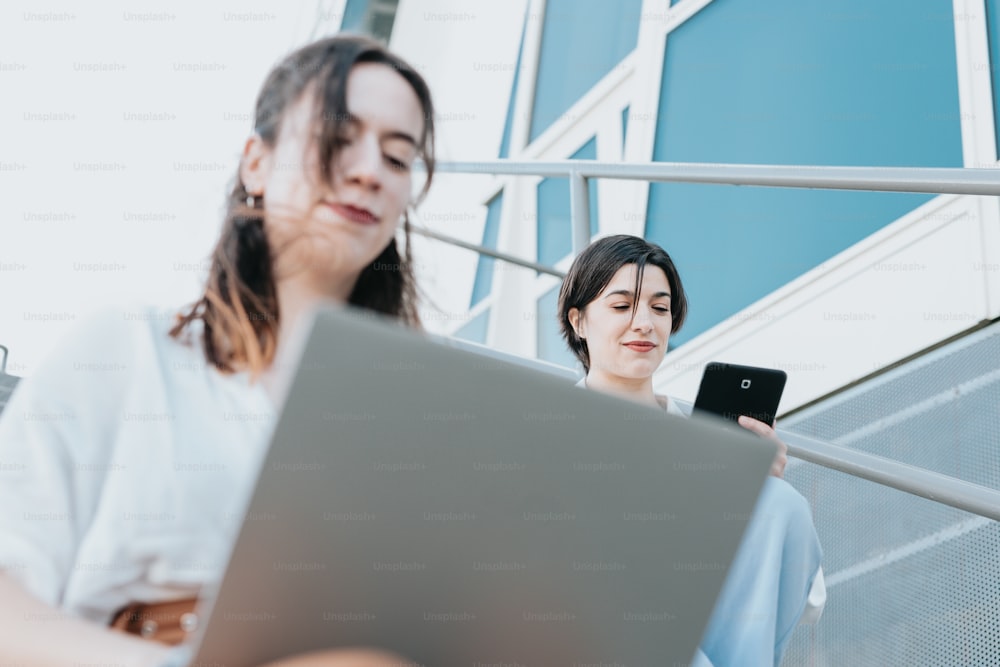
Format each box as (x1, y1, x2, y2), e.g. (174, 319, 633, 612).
(986, 0, 1000, 158)
(452, 309, 490, 345)
(536, 137, 599, 267)
(529, 0, 643, 142)
(537, 287, 579, 368)
(341, 0, 369, 32)
(471, 193, 504, 307)
(499, 11, 528, 159)
(649, 186, 935, 348)
(648, 0, 962, 347)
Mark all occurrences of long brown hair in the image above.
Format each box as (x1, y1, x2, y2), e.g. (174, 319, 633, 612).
(171, 35, 436, 376)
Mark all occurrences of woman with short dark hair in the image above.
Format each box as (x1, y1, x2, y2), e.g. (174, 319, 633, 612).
(559, 234, 825, 666)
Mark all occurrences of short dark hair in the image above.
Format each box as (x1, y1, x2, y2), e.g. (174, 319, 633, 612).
(557, 235, 688, 373)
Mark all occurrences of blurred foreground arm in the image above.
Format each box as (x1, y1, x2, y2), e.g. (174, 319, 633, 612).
(0, 572, 171, 667)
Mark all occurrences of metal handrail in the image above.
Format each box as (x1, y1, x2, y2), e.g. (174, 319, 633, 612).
(669, 401, 1000, 523)
(410, 225, 565, 278)
(417, 158, 1000, 523)
(780, 430, 1000, 522)
(432, 160, 1000, 194)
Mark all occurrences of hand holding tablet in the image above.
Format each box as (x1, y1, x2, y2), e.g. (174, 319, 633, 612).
(694, 362, 789, 476)
(693, 362, 787, 427)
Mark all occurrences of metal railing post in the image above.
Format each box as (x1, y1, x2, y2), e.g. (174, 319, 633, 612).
(569, 170, 591, 255)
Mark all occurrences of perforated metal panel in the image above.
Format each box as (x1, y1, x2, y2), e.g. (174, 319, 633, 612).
(780, 322, 1000, 666)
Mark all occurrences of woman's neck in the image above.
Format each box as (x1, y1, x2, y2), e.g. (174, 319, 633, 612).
(584, 370, 661, 409)
(277, 272, 355, 331)
(260, 276, 355, 406)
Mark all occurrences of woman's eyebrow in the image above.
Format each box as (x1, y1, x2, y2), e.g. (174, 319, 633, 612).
(382, 130, 418, 147)
(342, 114, 418, 147)
(604, 289, 671, 299)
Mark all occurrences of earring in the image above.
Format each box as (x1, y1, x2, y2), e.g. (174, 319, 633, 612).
(245, 188, 262, 208)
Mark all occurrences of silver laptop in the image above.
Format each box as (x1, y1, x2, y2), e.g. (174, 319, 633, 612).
(188, 305, 776, 666)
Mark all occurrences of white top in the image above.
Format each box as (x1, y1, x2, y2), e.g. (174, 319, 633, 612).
(0, 306, 277, 624)
(574, 376, 687, 417)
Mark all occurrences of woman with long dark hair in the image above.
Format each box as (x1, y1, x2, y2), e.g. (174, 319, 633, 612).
(0, 35, 434, 667)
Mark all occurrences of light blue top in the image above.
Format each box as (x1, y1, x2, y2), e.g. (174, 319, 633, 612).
(574, 378, 823, 666)
(692, 477, 823, 667)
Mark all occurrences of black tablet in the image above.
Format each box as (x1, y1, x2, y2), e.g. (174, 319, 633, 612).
(692, 362, 787, 427)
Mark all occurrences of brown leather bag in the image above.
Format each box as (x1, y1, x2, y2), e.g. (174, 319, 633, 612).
(109, 597, 200, 646)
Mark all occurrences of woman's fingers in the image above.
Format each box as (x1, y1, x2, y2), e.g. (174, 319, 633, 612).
(737, 416, 788, 478)
(736, 415, 773, 437)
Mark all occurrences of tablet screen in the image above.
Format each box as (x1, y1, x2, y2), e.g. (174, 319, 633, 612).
(692, 362, 787, 427)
